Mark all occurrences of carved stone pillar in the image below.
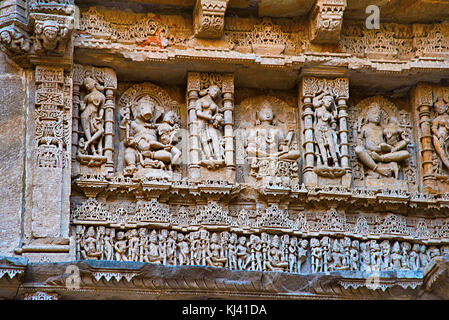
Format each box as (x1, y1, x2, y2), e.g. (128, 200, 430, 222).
(221, 74, 235, 181)
(413, 84, 435, 192)
(103, 70, 117, 175)
(299, 76, 351, 188)
(187, 73, 201, 180)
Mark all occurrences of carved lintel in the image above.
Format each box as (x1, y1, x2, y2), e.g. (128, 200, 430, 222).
(194, 0, 228, 39)
(28, 0, 75, 16)
(23, 291, 60, 300)
(309, 0, 347, 44)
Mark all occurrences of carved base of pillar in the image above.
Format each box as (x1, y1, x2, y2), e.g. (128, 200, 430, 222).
(304, 170, 351, 188)
(363, 177, 408, 191)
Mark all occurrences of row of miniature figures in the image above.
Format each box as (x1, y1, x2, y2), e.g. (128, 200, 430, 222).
(76, 225, 445, 273)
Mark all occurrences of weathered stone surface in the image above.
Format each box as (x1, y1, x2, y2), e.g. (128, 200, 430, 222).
(0, 52, 25, 256)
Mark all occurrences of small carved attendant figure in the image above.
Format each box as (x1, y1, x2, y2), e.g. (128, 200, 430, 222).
(128, 229, 140, 262)
(81, 226, 102, 260)
(159, 229, 168, 265)
(320, 237, 331, 273)
(330, 239, 343, 271)
(156, 111, 182, 170)
(79, 77, 105, 156)
(419, 245, 430, 270)
(227, 233, 238, 270)
(0, 28, 30, 53)
(166, 230, 177, 266)
(311, 238, 323, 273)
(266, 235, 288, 272)
(196, 85, 225, 169)
(236, 236, 249, 270)
(251, 235, 263, 272)
(114, 231, 128, 262)
(138, 228, 148, 262)
(409, 244, 420, 271)
(356, 103, 410, 178)
(190, 231, 202, 265)
(288, 237, 298, 273)
(146, 230, 161, 264)
(206, 233, 228, 268)
(297, 239, 308, 273)
(380, 240, 391, 271)
(313, 91, 340, 168)
(432, 98, 449, 171)
(104, 228, 114, 261)
(390, 242, 402, 270)
(370, 240, 382, 270)
(401, 242, 411, 270)
(342, 237, 351, 270)
(360, 242, 371, 272)
(177, 233, 190, 266)
(350, 240, 359, 271)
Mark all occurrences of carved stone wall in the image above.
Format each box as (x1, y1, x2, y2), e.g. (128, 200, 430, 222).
(2, 0, 449, 300)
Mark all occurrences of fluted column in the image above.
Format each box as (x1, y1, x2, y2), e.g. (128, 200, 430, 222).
(187, 72, 201, 180)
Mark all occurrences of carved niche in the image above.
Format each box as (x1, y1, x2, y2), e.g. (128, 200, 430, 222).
(235, 95, 300, 188)
(187, 72, 234, 182)
(350, 96, 417, 191)
(413, 84, 449, 193)
(300, 77, 351, 188)
(118, 83, 183, 180)
(72, 65, 117, 175)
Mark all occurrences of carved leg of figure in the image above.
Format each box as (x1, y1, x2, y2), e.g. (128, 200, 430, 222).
(433, 136, 449, 170)
(380, 150, 410, 163)
(124, 148, 137, 174)
(355, 146, 392, 177)
(326, 131, 339, 167)
(316, 133, 328, 166)
(86, 127, 104, 155)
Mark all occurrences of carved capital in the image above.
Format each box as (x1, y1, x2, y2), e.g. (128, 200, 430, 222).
(309, 0, 347, 44)
(194, 0, 229, 39)
(30, 13, 74, 56)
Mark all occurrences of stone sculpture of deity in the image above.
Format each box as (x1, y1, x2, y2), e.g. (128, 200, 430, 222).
(312, 91, 340, 168)
(79, 76, 105, 156)
(245, 99, 300, 185)
(120, 96, 181, 175)
(432, 98, 449, 171)
(355, 103, 410, 179)
(195, 85, 225, 169)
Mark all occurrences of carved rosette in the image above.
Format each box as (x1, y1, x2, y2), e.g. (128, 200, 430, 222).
(194, 0, 228, 39)
(309, 0, 347, 44)
(300, 76, 350, 187)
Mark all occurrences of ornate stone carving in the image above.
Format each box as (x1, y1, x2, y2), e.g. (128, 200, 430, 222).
(309, 0, 346, 44)
(119, 83, 182, 179)
(187, 72, 234, 181)
(29, 13, 73, 55)
(237, 96, 300, 188)
(352, 96, 415, 191)
(73, 65, 117, 174)
(300, 77, 351, 187)
(194, 0, 228, 39)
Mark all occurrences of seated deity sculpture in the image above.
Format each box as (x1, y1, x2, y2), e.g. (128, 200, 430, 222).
(265, 235, 288, 272)
(121, 97, 180, 175)
(245, 100, 300, 185)
(80, 226, 102, 260)
(355, 103, 410, 179)
(206, 233, 228, 268)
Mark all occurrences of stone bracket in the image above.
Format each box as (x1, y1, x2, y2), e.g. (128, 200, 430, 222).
(309, 0, 347, 44)
(194, 0, 229, 39)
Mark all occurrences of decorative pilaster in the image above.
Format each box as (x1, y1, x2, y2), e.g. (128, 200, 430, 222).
(221, 73, 235, 181)
(103, 69, 117, 175)
(309, 0, 347, 44)
(187, 73, 201, 180)
(413, 83, 435, 192)
(193, 0, 228, 39)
